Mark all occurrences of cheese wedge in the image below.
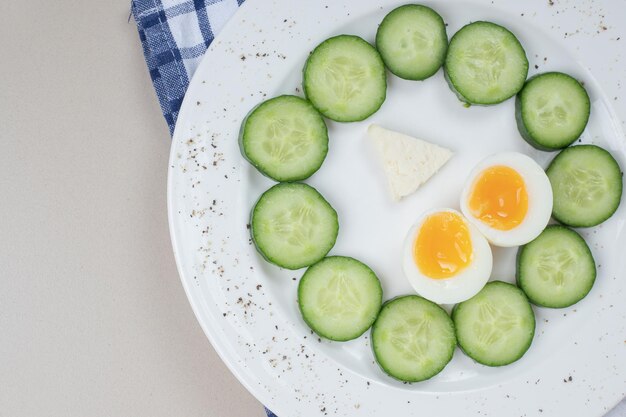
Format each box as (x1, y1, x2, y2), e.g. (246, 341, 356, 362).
(367, 124, 453, 201)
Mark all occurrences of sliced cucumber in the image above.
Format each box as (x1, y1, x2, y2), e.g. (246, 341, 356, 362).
(546, 145, 623, 227)
(376, 5, 448, 80)
(251, 183, 338, 270)
(298, 256, 383, 341)
(452, 281, 535, 367)
(517, 225, 596, 308)
(240, 95, 329, 182)
(444, 21, 528, 105)
(303, 35, 387, 122)
(516, 72, 590, 150)
(371, 295, 456, 382)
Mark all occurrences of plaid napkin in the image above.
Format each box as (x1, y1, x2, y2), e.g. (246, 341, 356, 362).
(131, 0, 244, 135)
(132, 3, 277, 416)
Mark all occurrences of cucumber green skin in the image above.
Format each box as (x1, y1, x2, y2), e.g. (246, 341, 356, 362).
(250, 183, 339, 270)
(546, 145, 623, 227)
(375, 4, 448, 80)
(371, 295, 456, 382)
(303, 35, 387, 122)
(297, 256, 383, 341)
(452, 281, 535, 367)
(515, 95, 554, 151)
(444, 21, 529, 105)
(515, 73, 590, 151)
(239, 95, 329, 182)
(443, 69, 476, 106)
(516, 225, 596, 308)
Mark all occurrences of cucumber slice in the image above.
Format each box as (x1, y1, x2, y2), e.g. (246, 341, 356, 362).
(444, 21, 528, 105)
(371, 295, 456, 382)
(517, 225, 596, 308)
(240, 95, 329, 182)
(516, 72, 590, 150)
(546, 145, 623, 227)
(303, 35, 387, 122)
(453, 281, 535, 366)
(376, 5, 448, 80)
(251, 183, 338, 270)
(298, 256, 383, 341)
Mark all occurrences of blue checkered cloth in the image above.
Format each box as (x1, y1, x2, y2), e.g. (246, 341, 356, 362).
(132, 0, 244, 135)
(131, 1, 278, 416)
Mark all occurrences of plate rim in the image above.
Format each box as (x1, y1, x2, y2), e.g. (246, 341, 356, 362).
(167, 1, 626, 415)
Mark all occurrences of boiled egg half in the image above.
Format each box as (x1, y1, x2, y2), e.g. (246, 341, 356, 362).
(460, 152, 553, 247)
(403, 208, 493, 304)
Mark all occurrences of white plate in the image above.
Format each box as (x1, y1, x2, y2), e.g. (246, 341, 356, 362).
(168, 1, 626, 416)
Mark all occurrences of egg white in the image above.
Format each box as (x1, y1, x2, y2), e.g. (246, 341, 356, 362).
(402, 208, 493, 305)
(460, 152, 553, 247)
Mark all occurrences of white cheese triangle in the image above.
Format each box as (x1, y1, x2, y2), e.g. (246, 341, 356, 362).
(367, 124, 453, 201)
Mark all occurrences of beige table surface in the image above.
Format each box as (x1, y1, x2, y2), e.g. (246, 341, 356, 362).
(0, 1, 262, 416)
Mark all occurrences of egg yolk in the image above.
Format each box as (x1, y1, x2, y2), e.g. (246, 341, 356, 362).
(468, 166, 529, 231)
(414, 212, 473, 279)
